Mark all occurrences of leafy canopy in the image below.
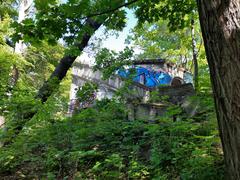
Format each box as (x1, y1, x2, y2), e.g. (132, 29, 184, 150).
(12, 0, 129, 47)
(135, 0, 197, 31)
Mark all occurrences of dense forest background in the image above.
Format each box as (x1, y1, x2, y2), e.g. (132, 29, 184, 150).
(1, 0, 239, 179)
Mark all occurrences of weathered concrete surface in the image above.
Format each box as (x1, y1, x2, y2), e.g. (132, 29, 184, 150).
(134, 102, 168, 121)
(156, 83, 195, 104)
(69, 60, 195, 120)
(70, 62, 150, 101)
(127, 84, 195, 121)
(181, 96, 200, 117)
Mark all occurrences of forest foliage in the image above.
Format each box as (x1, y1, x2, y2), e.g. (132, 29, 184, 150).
(0, 0, 225, 179)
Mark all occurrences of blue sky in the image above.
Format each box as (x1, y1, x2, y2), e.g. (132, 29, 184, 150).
(60, 0, 138, 53)
(79, 9, 139, 64)
(100, 10, 137, 52)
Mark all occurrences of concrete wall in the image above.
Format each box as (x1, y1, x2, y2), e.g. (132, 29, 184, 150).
(69, 58, 195, 119)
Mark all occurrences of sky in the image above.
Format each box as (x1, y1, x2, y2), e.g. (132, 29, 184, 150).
(100, 10, 137, 51)
(79, 10, 139, 64)
(59, 0, 139, 64)
(60, 0, 137, 52)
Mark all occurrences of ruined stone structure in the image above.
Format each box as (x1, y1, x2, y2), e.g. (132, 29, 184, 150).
(69, 57, 195, 120)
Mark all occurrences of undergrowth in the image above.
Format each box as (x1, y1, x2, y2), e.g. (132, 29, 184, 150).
(0, 98, 224, 179)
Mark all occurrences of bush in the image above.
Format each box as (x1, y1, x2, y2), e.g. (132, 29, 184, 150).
(0, 98, 224, 179)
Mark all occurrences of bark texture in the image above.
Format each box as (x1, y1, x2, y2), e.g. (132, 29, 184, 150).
(197, 0, 240, 179)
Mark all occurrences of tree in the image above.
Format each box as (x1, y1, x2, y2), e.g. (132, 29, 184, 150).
(12, 0, 138, 103)
(0, 0, 19, 130)
(36, 18, 103, 102)
(0, 0, 17, 21)
(134, 0, 240, 177)
(131, 20, 195, 60)
(133, 0, 202, 90)
(190, 18, 199, 90)
(197, 0, 240, 179)
(9, 0, 240, 177)
(130, 18, 203, 90)
(2, 0, 139, 144)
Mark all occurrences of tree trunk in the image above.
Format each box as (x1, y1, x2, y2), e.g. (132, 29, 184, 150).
(37, 19, 102, 103)
(2, 19, 103, 146)
(190, 19, 199, 91)
(197, 0, 240, 179)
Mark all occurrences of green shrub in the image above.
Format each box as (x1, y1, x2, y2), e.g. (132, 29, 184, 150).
(0, 98, 224, 179)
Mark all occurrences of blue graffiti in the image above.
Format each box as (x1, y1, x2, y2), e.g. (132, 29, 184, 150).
(117, 66, 172, 87)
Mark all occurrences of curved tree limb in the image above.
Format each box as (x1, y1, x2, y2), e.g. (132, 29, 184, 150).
(79, 0, 139, 20)
(4, 0, 140, 146)
(37, 18, 103, 103)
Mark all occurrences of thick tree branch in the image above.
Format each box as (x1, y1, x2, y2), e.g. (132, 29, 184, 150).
(4, 0, 139, 145)
(80, 0, 139, 20)
(2, 18, 103, 146)
(34, 0, 141, 102)
(133, 58, 165, 65)
(37, 18, 103, 103)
